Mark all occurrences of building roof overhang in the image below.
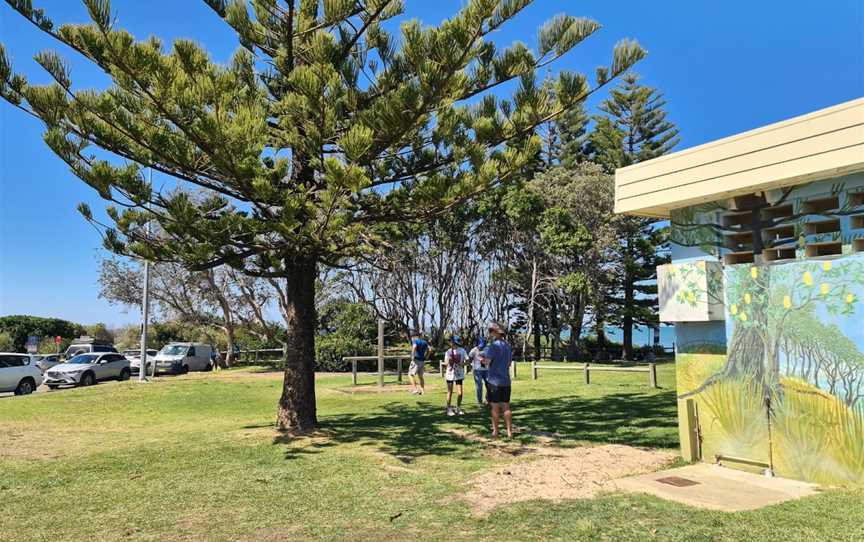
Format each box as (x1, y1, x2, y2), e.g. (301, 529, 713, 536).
(614, 97, 864, 218)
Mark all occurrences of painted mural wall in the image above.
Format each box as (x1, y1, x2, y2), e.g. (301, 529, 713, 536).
(657, 260, 725, 323)
(667, 173, 864, 486)
(677, 257, 864, 485)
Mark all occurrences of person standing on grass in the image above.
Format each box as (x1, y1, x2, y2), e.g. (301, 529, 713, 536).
(408, 330, 429, 395)
(480, 322, 513, 438)
(468, 337, 488, 405)
(443, 336, 468, 416)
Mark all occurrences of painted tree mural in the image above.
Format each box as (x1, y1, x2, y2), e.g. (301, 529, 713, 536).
(680, 259, 863, 399)
(665, 177, 864, 484)
(672, 256, 864, 484)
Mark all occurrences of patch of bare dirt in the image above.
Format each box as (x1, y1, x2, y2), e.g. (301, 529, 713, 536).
(462, 443, 676, 515)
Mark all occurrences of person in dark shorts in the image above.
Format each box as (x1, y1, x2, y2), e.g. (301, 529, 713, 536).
(479, 322, 513, 438)
(409, 331, 429, 395)
(443, 335, 468, 416)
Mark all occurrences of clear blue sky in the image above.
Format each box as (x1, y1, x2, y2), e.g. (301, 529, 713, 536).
(1, 0, 862, 327)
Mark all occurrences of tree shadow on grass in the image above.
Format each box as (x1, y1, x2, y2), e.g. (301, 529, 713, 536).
(272, 390, 679, 461)
(243, 366, 283, 373)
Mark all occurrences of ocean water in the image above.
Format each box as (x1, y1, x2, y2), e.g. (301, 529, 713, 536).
(602, 325, 676, 348)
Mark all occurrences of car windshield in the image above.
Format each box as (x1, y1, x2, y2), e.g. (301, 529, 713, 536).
(68, 354, 99, 364)
(161, 345, 189, 356)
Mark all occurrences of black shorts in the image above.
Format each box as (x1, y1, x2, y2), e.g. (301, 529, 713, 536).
(446, 379, 463, 386)
(487, 384, 511, 403)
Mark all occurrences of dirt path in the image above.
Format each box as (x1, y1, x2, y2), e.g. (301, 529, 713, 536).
(461, 441, 676, 515)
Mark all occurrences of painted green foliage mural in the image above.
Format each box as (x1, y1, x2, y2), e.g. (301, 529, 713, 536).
(678, 255, 864, 485)
(669, 202, 725, 256)
(721, 258, 863, 397)
(657, 260, 724, 323)
(669, 178, 864, 259)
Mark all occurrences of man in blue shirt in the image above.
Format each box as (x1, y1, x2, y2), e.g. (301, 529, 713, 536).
(409, 331, 430, 395)
(479, 321, 513, 438)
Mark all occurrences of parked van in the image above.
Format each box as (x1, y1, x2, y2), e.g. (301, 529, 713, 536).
(154, 343, 214, 375)
(64, 336, 117, 359)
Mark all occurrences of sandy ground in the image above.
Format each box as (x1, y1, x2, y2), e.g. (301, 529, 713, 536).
(461, 439, 676, 515)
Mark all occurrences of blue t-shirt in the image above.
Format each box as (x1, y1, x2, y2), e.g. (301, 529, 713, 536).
(412, 338, 429, 361)
(483, 339, 512, 387)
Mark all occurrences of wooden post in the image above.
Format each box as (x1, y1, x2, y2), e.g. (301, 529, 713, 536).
(440, 360, 445, 378)
(584, 362, 590, 385)
(377, 319, 385, 388)
(255, 349, 260, 364)
(512, 359, 517, 379)
(351, 359, 358, 386)
(397, 357, 403, 383)
(649, 362, 658, 388)
(531, 360, 537, 380)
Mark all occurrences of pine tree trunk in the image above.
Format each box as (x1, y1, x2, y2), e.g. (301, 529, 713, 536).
(566, 296, 586, 361)
(550, 297, 560, 361)
(595, 317, 606, 360)
(533, 318, 542, 361)
(275, 257, 318, 433)
(622, 236, 635, 361)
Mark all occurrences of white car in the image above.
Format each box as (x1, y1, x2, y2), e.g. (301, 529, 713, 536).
(43, 352, 131, 388)
(0, 353, 43, 395)
(123, 349, 158, 375)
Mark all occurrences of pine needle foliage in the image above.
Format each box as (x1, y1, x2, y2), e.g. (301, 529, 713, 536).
(1, 0, 645, 431)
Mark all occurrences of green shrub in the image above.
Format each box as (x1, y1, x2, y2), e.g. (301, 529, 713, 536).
(0, 331, 14, 352)
(0, 315, 85, 352)
(315, 334, 374, 372)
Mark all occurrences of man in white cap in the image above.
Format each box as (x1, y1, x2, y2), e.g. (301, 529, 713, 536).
(479, 321, 513, 438)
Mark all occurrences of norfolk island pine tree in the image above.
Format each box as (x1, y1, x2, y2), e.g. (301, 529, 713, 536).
(589, 73, 678, 360)
(0, 0, 645, 433)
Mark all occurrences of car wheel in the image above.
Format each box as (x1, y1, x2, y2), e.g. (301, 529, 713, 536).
(14, 378, 35, 395)
(118, 368, 131, 381)
(204, 362, 213, 372)
(181, 365, 190, 375)
(79, 372, 95, 387)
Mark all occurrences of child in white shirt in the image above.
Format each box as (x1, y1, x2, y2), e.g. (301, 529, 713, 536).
(443, 336, 468, 416)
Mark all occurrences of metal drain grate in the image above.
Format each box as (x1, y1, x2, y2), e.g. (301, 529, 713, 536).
(655, 476, 700, 487)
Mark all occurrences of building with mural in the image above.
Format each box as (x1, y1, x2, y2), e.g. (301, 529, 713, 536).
(615, 98, 864, 485)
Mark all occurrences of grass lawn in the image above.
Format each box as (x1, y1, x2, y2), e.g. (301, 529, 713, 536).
(1, 362, 862, 541)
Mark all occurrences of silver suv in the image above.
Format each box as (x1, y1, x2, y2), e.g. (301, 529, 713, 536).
(43, 352, 130, 388)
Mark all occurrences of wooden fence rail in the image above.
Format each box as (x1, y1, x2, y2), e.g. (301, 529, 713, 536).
(531, 361, 658, 389)
(220, 348, 285, 364)
(344, 355, 413, 385)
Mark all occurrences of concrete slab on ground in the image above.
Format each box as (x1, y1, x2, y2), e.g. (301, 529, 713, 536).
(614, 463, 821, 512)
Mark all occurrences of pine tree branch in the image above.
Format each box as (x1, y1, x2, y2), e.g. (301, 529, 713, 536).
(338, 0, 397, 61)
